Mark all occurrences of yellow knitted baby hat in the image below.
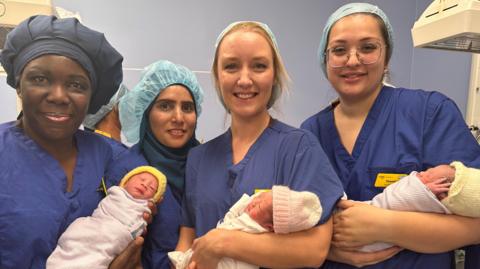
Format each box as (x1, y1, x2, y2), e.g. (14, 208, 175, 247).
(441, 161, 480, 218)
(119, 166, 167, 203)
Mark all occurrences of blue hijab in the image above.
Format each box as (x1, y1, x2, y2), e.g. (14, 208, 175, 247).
(138, 105, 199, 201)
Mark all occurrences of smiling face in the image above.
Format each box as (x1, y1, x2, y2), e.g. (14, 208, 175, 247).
(123, 171, 159, 200)
(17, 55, 92, 146)
(148, 85, 197, 148)
(215, 30, 275, 121)
(326, 14, 387, 103)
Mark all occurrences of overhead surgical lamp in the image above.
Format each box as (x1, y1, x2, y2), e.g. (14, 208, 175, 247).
(412, 0, 480, 53)
(412, 0, 480, 142)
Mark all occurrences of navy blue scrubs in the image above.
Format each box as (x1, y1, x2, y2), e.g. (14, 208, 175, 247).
(0, 122, 113, 269)
(302, 86, 480, 269)
(182, 119, 344, 237)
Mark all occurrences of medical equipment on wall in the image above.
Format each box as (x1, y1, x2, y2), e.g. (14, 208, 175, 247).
(0, 0, 53, 112)
(0, 0, 80, 114)
(466, 55, 480, 143)
(411, 0, 480, 52)
(0, 0, 53, 49)
(412, 0, 480, 143)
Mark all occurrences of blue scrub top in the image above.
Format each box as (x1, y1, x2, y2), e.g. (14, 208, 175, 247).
(301, 86, 480, 269)
(0, 122, 113, 269)
(105, 144, 182, 269)
(182, 119, 344, 237)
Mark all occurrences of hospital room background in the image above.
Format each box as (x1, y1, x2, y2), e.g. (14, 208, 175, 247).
(0, 0, 476, 143)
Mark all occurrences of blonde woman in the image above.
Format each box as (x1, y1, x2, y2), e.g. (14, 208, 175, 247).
(176, 21, 344, 269)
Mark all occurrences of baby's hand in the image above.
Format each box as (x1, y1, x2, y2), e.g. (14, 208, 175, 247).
(141, 200, 158, 236)
(424, 177, 451, 200)
(418, 165, 455, 184)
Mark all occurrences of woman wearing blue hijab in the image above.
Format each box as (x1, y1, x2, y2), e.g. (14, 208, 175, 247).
(302, 3, 480, 269)
(106, 60, 204, 269)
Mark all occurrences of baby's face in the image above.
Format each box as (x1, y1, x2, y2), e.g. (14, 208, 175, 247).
(245, 191, 274, 231)
(123, 172, 158, 200)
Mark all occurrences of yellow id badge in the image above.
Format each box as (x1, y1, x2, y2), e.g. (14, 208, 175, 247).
(254, 189, 270, 194)
(374, 173, 407, 188)
(94, 129, 112, 138)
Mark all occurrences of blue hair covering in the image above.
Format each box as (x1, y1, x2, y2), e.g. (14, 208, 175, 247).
(0, 15, 123, 114)
(118, 60, 204, 144)
(318, 3, 394, 76)
(215, 21, 279, 50)
(83, 83, 129, 130)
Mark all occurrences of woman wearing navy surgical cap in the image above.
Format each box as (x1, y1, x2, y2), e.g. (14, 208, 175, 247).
(176, 21, 344, 268)
(301, 3, 480, 269)
(104, 60, 204, 269)
(0, 15, 149, 269)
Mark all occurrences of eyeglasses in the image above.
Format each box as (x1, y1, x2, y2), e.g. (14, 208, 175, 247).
(325, 42, 384, 68)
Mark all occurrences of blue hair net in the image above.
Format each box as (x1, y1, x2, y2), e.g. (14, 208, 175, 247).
(118, 60, 204, 144)
(318, 3, 394, 76)
(82, 83, 128, 130)
(215, 21, 279, 50)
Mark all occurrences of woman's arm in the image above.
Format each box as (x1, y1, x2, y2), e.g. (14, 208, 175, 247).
(189, 218, 333, 269)
(176, 226, 196, 252)
(327, 245, 402, 267)
(109, 237, 144, 269)
(333, 200, 480, 253)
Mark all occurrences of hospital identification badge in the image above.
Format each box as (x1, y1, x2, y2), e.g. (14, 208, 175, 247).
(254, 189, 270, 194)
(374, 173, 407, 188)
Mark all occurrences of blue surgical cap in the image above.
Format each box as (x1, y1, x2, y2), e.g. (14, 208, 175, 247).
(0, 15, 123, 114)
(119, 60, 204, 144)
(318, 3, 394, 76)
(83, 83, 129, 130)
(215, 21, 279, 50)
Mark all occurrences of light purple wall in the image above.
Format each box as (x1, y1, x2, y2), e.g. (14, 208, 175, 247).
(0, 1, 471, 141)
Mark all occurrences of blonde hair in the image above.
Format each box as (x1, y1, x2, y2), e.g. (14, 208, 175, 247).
(212, 21, 290, 111)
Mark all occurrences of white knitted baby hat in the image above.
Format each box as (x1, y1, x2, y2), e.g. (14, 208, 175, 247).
(441, 161, 480, 218)
(272, 185, 322, 234)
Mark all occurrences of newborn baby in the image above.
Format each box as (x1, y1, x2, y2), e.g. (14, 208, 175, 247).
(47, 165, 167, 269)
(169, 185, 322, 269)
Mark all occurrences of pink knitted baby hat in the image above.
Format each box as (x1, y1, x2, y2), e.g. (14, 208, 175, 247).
(272, 185, 322, 234)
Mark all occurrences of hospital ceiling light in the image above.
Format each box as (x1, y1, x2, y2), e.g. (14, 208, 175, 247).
(412, 0, 480, 53)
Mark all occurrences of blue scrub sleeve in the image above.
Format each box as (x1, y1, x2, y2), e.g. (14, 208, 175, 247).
(423, 93, 480, 168)
(278, 131, 344, 224)
(465, 245, 480, 269)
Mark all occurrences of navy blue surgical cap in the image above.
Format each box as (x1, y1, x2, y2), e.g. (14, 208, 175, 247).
(0, 15, 123, 114)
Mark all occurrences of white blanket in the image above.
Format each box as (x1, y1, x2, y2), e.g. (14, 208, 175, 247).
(169, 193, 268, 269)
(46, 186, 149, 269)
(360, 172, 450, 252)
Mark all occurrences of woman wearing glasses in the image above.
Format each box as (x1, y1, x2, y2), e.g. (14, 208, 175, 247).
(302, 3, 480, 269)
